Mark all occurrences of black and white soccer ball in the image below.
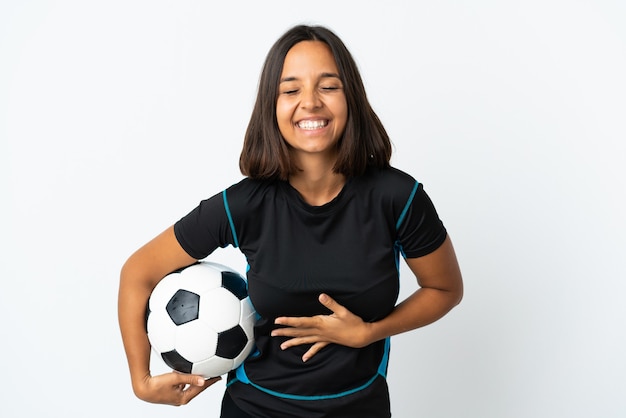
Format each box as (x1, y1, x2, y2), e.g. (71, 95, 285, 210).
(146, 261, 256, 378)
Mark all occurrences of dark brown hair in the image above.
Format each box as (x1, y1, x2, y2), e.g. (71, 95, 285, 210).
(239, 25, 392, 180)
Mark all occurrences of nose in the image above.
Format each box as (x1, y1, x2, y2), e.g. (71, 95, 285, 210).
(300, 87, 322, 110)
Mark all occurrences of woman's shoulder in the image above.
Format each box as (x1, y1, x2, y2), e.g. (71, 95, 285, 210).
(226, 176, 279, 192)
(355, 166, 418, 194)
(345, 166, 420, 213)
(224, 176, 283, 209)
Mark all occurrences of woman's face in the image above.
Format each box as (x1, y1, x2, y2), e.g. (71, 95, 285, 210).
(276, 41, 348, 161)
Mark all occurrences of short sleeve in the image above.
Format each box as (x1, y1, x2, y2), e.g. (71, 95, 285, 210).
(173, 191, 235, 260)
(395, 182, 447, 258)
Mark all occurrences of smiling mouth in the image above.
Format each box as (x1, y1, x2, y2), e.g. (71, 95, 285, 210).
(296, 119, 328, 130)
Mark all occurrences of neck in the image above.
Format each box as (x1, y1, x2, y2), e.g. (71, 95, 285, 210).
(288, 156, 346, 206)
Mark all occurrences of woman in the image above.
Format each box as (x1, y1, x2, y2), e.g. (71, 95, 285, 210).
(118, 25, 463, 417)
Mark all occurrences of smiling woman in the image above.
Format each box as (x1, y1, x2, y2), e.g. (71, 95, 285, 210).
(239, 26, 393, 182)
(118, 24, 463, 418)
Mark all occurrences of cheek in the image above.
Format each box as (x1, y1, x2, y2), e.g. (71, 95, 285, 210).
(275, 101, 293, 129)
(334, 100, 348, 132)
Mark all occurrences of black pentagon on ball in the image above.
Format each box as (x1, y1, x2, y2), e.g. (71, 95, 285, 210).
(216, 325, 248, 359)
(221, 271, 248, 300)
(161, 349, 193, 374)
(166, 289, 200, 325)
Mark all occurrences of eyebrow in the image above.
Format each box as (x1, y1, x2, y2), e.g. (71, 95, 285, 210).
(279, 72, 341, 83)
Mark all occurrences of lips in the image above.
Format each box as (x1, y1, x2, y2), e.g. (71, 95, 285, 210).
(296, 119, 328, 130)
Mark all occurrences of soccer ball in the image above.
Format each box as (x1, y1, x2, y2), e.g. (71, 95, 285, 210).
(146, 261, 256, 378)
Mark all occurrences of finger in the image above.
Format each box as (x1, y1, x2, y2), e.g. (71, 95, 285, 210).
(302, 341, 330, 363)
(272, 325, 317, 337)
(178, 381, 212, 405)
(205, 376, 223, 386)
(318, 293, 346, 314)
(175, 375, 221, 405)
(279, 334, 324, 349)
(274, 316, 316, 328)
(173, 373, 209, 388)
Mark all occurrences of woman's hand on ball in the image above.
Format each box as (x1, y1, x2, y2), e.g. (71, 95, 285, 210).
(134, 372, 220, 406)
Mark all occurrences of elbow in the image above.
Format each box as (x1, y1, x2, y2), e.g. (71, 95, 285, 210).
(453, 289, 463, 308)
(452, 278, 464, 308)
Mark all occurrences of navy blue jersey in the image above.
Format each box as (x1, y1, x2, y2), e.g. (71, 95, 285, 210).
(174, 166, 447, 417)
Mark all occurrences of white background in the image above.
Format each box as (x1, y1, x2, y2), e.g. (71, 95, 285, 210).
(2, 1, 625, 417)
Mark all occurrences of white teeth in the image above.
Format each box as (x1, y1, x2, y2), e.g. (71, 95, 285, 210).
(297, 120, 328, 130)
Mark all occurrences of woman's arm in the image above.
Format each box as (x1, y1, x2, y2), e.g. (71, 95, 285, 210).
(118, 225, 221, 405)
(272, 235, 463, 361)
(367, 235, 463, 341)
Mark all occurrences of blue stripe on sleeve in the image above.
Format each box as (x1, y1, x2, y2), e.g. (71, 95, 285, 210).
(222, 190, 240, 248)
(395, 181, 419, 230)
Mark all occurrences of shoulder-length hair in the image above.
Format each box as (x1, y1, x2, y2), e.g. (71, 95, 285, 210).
(239, 25, 392, 180)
